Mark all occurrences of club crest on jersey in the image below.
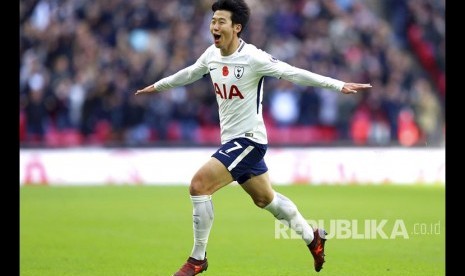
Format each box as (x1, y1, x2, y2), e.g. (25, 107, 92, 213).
(234, 66, 244, 79)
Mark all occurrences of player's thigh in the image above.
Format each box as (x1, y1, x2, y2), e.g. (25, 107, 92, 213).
(190, 157, 234, 195)
(240, 172, 275, 208)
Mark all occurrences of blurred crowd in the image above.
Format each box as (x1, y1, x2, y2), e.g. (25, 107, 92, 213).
(19, 0, 445, 147)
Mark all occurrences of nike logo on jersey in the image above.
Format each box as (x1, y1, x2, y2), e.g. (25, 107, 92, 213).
(209, 67, 217, 71)
(218, 150, 230, 157)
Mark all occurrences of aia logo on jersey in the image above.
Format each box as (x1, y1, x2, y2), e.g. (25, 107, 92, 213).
(234, 66, 244, 79)
(214, 83, 244, 99)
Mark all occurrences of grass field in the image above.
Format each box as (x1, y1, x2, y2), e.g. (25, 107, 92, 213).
(20, 184, 445, 276)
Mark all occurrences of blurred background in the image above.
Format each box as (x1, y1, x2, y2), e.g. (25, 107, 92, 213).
(19, 0, 445, 148)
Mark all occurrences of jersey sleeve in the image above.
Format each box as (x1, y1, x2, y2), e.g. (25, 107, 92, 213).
(250, 49, 344, 92)
(153, 50, 210, 91)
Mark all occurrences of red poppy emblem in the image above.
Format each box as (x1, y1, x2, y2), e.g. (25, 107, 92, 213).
(222, 66, 229, 76)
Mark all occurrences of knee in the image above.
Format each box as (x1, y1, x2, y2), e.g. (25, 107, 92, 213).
(189, 174, 209, 195)
(253, 196, 273, 209)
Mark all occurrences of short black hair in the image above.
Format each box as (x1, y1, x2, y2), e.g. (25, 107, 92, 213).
(212, 0, 250, 37)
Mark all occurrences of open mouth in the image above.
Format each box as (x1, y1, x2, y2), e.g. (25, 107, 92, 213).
(213, 34, 221, 43)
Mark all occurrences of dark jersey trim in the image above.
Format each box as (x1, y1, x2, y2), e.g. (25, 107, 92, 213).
(256, 76, 264, 114)
(238, 40, 245, 52)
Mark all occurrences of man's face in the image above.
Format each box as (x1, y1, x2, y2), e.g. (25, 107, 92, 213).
(210, 10, 241, 53)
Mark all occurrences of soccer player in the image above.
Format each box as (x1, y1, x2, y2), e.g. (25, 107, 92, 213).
(135, 0, 372, 275)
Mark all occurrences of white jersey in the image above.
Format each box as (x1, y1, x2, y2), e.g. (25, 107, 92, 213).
(154, 40, 345, 145)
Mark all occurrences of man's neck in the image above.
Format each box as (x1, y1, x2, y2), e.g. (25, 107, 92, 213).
(221, 38, 241, 56)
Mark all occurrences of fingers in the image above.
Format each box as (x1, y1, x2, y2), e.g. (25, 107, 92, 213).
(350, 83, 372, 91)
(134, 89, 147, 95)
(342, 83, 372, 94)
(353, 83, 372, 89)
(135, 85, 156, 95)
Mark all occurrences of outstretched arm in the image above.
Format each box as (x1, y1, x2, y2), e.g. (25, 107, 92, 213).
(278, 65, 371, 94)
(251, 49, 372, 94)
(134, 60, 208, 95)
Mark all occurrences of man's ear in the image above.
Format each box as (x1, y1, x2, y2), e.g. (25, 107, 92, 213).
(234, 24, 242, 33)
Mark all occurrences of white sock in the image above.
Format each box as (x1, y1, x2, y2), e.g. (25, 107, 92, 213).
(264, 191, 314, 245)
(190, 195, 214, 260)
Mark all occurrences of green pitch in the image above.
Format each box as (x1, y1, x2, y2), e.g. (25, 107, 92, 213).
(20, 184, 445, 276)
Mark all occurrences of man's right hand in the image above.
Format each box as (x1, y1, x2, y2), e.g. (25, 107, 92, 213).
(135, 84, 157, 95)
